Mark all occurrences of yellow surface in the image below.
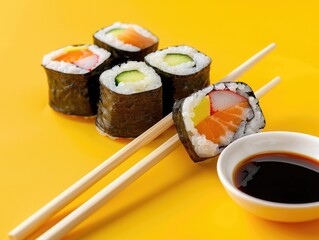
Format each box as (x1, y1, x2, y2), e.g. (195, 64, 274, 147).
(1, 1, 319, 239)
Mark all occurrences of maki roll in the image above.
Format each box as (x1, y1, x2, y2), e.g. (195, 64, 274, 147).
(145, 45, 211, 115)
(96, 61, 162, 138)
(42, 44, 111, 117)
(93, 22, 158, 65)
(173, 82, 265, 162)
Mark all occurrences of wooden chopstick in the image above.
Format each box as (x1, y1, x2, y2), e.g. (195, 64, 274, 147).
(36, 76, 282, 240)
(8, 43, 276, 240)
(219, 43, 276, 82)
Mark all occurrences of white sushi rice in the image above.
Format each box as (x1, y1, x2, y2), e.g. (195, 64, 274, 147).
(182, 86, 218, 158)
(94, 22, 158, 52)
(100, 61, 161, 95)
(145, 45, 211, 76)
(42, 45, 111, 74)
(181, 82, 264, 158)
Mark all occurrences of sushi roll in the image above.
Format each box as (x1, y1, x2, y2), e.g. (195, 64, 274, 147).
(93, 22, 158, 65)
(173, 82, 265, 162)
(42, 44, 111, 116)
(96, 61, 162, 138)
(145, 45, 211, 115)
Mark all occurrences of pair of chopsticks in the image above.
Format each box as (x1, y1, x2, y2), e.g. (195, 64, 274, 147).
(9, 43, 280, 240)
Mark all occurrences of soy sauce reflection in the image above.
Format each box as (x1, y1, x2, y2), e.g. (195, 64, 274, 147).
(233, 152, 319, 204)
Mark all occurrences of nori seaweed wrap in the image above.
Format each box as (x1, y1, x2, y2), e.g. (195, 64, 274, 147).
(173, 82, 266, 162)
(93, 22, 158, 66)
(96, 61, 162, 138)
(42, 44, 112, 116)
(145, 45, 211, 115)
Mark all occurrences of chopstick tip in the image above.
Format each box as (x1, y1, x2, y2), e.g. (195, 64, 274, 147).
(273, 76, 281, 82)
(267, 42, 277, 50)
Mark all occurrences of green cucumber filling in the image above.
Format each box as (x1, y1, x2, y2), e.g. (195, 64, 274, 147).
(163, 53, 193, 66)
(115, 70, 145, 86)
(107, 28, 126, 36)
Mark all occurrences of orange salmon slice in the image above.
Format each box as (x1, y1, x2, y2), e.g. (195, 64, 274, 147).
(195, 101, 249, 144)
(117, 27, 155, 49)
(54, 48, 94, 63)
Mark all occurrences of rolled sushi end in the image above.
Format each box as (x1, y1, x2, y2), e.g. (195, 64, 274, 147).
(42, 44, 112, 116)
(95, 23, 158, 51)
(52, 46, 98, 71)
(173, 82, 266, 162)
(96, 61, 162, 138)
(42, 44, 111, 74)
(94, 22, 158, 65)
(145, 45, 211, 115)
(145, 45, 211, 76)
(99, 61, 161, 95)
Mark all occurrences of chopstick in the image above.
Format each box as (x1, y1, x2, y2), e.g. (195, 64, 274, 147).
(219, 43, 276, 82)
(8, 43, 276, 240)
(36, 76, 282, 240)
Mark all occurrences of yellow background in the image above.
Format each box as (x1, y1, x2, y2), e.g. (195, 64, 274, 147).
(1, 0, 319, 239)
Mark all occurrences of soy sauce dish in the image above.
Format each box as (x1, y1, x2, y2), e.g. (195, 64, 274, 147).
(217, 131, 319, 222)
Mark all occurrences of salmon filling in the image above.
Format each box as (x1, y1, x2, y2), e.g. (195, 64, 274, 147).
(53, 47, 98, 71)
(54, 48, 93, 62)
(196, 101, 249, 144)
(116, 27, 155, 49)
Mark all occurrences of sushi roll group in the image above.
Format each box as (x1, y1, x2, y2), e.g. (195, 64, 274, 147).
(173, 82, 265, 162)
(94, 22, 158, 65)
(96, 61, 162, 138)
(42, 44, 111, 116)
(145, 45, 211, 115)
(44, 22, 255, 148)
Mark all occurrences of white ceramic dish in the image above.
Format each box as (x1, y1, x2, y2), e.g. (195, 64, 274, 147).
(217, 131, 319, 222)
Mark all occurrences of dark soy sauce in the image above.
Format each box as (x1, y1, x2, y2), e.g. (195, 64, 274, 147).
(233, 152, 319, 204)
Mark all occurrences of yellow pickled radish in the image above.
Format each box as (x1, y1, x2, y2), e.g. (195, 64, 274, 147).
(192, 96, 210, 126)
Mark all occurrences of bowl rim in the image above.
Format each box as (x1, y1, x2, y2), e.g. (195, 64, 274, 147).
(217, 131, 319, 209)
